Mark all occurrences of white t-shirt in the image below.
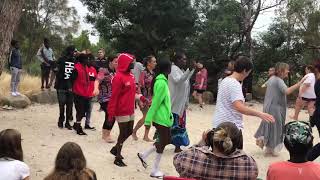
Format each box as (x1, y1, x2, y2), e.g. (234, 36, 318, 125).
(0, 158, 30, 180)
(213, 77, 245, 129)
(300, 73, 316, 99)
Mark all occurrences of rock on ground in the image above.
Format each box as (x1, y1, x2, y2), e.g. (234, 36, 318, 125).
(1, 94, 31, 108)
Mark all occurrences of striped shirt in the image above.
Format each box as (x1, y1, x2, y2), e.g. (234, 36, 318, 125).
(213, 77, 245, 129)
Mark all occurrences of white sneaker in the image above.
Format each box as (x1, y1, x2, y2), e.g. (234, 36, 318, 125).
(15, 92, 21, 96)
(11, 92, 17, 96)
(150, 170, 164, 178)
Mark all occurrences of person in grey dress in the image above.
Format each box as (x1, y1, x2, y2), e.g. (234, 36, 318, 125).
(255, 62, 306, 156)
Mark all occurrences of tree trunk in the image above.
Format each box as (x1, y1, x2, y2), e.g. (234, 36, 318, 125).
(0, 0, 25, 76)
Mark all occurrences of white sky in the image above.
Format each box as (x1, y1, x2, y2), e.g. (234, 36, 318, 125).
(70, 0, 277, 44)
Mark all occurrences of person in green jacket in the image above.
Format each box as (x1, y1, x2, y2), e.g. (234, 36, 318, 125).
(137, 58, 173, 178)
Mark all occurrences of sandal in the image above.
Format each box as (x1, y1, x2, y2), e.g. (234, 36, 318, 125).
(137, 153, 148, 169)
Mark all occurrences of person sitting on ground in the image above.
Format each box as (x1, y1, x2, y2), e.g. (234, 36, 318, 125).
(0, 129, 30, 180)
(267, 121, 320, 180)
(173, 122, 258, 180)
(44, 142, 96, 180)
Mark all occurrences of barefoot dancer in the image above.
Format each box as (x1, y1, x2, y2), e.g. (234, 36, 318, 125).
(132, 55, 157, 142)
(97, 55, 118, 143)
(169, 52, 194, 153)
(290, 65, 316, 120)
(255, 63, 306, 156)
(108, 53, 148, 167)
(137, 58, 173, 178)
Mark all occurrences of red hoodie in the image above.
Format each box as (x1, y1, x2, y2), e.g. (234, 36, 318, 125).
(72, 63, 97, 98)
(108, 53, 136, 118)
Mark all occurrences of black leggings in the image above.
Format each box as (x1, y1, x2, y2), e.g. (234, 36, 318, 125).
(74, 94, 91, 122)
(57, 90, 73, 121)
(115, 121, 134, 158)
(100, 102, 115, 130)
(154, 123, 171, 153)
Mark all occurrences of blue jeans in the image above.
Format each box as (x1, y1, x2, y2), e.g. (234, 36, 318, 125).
(10, 67, 21, 92)
(85, 99, 94, 125)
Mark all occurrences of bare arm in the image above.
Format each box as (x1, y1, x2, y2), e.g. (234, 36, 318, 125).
(233, 100, 274, 122)
(286, 77, 306, 95)
(23, 177, 30, 180)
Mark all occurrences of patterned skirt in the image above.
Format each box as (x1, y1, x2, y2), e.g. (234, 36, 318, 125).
(171, 111, 190, 147)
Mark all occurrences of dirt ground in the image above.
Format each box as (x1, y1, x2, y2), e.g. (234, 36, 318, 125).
(0, 102, 319, 180)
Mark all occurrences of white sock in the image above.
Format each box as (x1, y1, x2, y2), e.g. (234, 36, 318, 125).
(152, 153, 162, 173)
(141, 146, 156, 159)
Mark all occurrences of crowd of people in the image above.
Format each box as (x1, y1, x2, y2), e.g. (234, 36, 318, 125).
(4, 37, 320, 179)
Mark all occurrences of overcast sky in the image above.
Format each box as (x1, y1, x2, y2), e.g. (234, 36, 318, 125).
(70, 0, 276, 44)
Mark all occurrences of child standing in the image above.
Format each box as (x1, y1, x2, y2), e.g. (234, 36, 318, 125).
(137, 59, 173, 178)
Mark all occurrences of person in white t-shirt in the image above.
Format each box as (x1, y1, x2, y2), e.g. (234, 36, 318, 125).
(0, 129, 30, 180)
(290, 65, 316, 120)
(213, 56, 275, 149)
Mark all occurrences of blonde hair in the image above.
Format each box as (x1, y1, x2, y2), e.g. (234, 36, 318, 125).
(275, 62, 289, 77)
(211, 122, 241, 155)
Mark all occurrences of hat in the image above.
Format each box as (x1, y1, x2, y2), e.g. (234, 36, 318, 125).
(285, 121, 313, 146)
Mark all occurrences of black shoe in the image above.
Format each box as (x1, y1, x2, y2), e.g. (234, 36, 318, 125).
(84, 124, 96, 131)
(58, 121, 63, 128)
(114, 158, 127, 167)
(110, 146, 124, 159)
(73, 123, 87, 135)
(65, 121, 72, 130)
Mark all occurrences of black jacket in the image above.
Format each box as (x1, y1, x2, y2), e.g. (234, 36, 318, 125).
(10, 48, 22, 69)
(54, 55, 75, 90)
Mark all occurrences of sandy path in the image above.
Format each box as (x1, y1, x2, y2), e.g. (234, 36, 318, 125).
(0, 103, 319, 180)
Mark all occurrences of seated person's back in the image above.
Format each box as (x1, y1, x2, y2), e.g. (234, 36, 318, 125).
(173, 122, 258, 180)
(267, 121, 320, 180)
(0, 129, 30, 180)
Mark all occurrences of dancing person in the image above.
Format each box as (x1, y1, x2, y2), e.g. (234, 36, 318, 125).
(218, 60, 235, 90)
(44, 142, 96, 180)
(71, 53, 99, 135)
(192, 60, 208, 108)
(255, 62, 306, 156)
(97, 55, 118, 143)
(9, 40, 22, 97)
(213, 56, 274, 149)
(54, 46, 76, 130)
(290, 65, 316, 120)
(267, 121, 320, 180)
(137, 58, 173, 178)
(261, 67, 275, 88)
(84, 53, 96, 131)
(108, 53, 148, 167)
(173, 122, 258, 180)
(37, 38, 55, 90)
(310, 60, 320, 136)
(132, 55, 157, 142)
(132, 59, 145, 84)
(0, 129, 30, 180)
(169, 52, 194, 153)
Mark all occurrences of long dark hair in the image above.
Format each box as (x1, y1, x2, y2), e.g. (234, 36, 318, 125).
(151, 58, 171, 96)
(143, 55, 155, 68)
(44, 142, 94, 180)
(0, 129, 23, 161)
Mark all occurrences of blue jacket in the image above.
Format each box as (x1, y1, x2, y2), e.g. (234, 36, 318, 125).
(10, 48, 22, 69)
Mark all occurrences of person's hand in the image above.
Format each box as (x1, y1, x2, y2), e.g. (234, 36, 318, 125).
(298, 76, 307, 85)
(258, 112, 275, 123)
(93, 88, 99, 96)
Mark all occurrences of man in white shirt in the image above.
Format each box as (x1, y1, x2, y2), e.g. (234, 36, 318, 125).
(290, 65, 316, 120)
(213, 56, 274, 148)
(37, 38, 55, 90)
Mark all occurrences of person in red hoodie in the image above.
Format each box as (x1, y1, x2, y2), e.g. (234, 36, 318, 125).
(108, 53, 148, 167)
(72, 53, 99, 135)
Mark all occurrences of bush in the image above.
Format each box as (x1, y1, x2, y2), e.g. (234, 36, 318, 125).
(24, 60, 41, 76)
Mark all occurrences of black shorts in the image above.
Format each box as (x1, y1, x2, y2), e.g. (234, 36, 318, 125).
(195, 89, 205, 94)
(74, 94, 92, 119)
(302, 97, 316, 102)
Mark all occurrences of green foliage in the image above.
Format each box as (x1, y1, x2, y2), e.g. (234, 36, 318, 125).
(72, 31, 92, 51)
(81, 0, 197, 59)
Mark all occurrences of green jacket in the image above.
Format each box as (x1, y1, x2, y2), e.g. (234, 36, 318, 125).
(145, 74, 173, 127)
